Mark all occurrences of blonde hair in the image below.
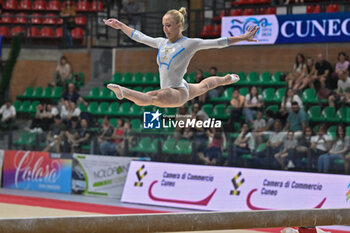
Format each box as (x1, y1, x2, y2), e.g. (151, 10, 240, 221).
(166, 7, 187, 31)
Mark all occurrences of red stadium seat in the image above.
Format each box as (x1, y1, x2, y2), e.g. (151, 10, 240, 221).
(18, 0, 31, 10)
(306, 5, 314, 14)
(27, 26, 39, 37)
(40, 27, 54, 37)
(32, 0, 46, 10)
(259, 0, 270, 3)
(76, 0, 89, 12)
(232, 0, 249, 5)
(3, 0, 17, 10)
(31, 13, 42, 24)
(213, 24, 221, 37)
(266, 7, 276, 14)
(0, 27, 10, 37)
(326, 4, 338, 13)
(1, 13, 14, 24)
(200, 24, 214, 37)
(71, 27, 84, 39)
(90, 0, 103, 11)
(242, 8, 254, 15)
(313, 5, 320, 13)
(14, 12, 27, 24)
(259, 8, 266, 14)
(47, 0, 60, 11)
(75, 16, 87, 25)
(42, 13, 57, 24)
(57, 18, 63, 24)
(11, 26, 24, 36)
(61, 0, 75, 9)
(230, 9, 242, 16)
(213, 10, 226, 21)
(55, 27, 63, 38)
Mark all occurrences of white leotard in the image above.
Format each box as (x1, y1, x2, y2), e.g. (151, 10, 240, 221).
(130, 29, 229, 90)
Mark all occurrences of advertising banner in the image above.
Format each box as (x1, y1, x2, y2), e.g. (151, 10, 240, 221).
(221, 12, 350, 44)
(3, 150, 72, 193)
(122, 161, 350, 211)
(72, 154, 137, 198)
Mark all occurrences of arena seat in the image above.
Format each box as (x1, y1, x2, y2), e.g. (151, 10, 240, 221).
(200, 24, 214, 38)
(11, 26, 24, 36)
(266, 7, 276, 14)
(17, 0, 31, 10)
(31, 13, 42, 24)
(262, 87, 275, 103)
(96, 102, 109, 115)
(0, 26, 10, 37)
(75, 16, 87, 25)
(47, 0, 60, 11)
(274, 87, 286, 103)
(3, 0, 17, 10)
(302, 88, 318, 104)
(242, 8, 254, 15)
(90, 0, 103, 11)
(307, 105, 322, 122)
(27, 27, 39, 37)
(86, 87, 99, 100)
(71, 27, 84, 39)
(326, 4, 338, 13)
(321, 106, 336, 123)
(213, 10, 226, 21)
(32, 0, 46, 10)
(61, 0, 75, 9)
(42, 13, 57, 24)
(40, 27, 54, 37)
(129, 104, 142, 117)
(230, 9, 242, 16)
(14, 12, 27, 24)
(32, 87, 43, 98)
(306, 5, 314, 14)
(175, 139, 192, 155)
(313, 5, 320, 13)
(2, 13, 14, 24)
(55, 27, 63, 38)
(76, 0, 89, 12)
(99, 87, 113, 100)
(213, 104, 229, 119)
(213, 24, 221, 37)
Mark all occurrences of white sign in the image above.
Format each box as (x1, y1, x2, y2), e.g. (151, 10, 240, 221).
(122, 161, 350, 211)
(221, 15, 279, 45)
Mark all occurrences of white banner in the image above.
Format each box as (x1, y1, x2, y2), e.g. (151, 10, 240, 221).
(72, 154, 137, 198)
(221, 15, 279, 45)
(122, 161, 350, 211)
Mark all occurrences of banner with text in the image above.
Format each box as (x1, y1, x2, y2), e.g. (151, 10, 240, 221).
(72, 154, 140, 198)
(3, 150, 72, 193)
(221, 12, 350, 44)
(122, 161, 350, 211)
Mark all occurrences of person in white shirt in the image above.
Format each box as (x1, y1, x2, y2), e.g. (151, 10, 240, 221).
(243, 86, 263, 124)
(309, 124, 332, 171)
(0, 100, 16, 128)
(232, 123, 255, 166)
(328, 68, 350, 107)
(104, 7, 259, 107)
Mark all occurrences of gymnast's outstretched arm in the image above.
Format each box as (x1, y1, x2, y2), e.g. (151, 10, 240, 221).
(104, 18, 163, 49)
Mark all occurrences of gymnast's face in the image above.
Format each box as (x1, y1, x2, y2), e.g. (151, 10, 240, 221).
(162, 14, 182, 41)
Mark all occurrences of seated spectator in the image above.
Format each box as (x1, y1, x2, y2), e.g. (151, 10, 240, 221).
(188, 115, 209, 159)
(207, 66, 224, 98)
(331, 52, 349, 84)
(293, 57, 317, 91)
(191, 102, 209, 121)
(0, 100, 16, 130)
(261, 110, 275, 132)
(43, 115, 66, 153)
(310, 53, 332, 90)
(226, 89, 245, 131)
(71, 118, 91, 153)
(30, 103, 46, 131)
(285, 102, 308, 133)
(61, 83, 88, 107)
(274, 131, 298, 170)
(285, 53, 307, 88)
(318, 125, 349, 173)
(277, 88, 303, 125)
(63, 116, 80, 153)
(116, 121, 136, 156)
(100, 119, 124, 155)
(42, 103, 59, 130)
(51, 56, 73, 87)
(289, 126, 313, 170)
(253, 111, 266, 132)
(328, 67, 350, 107)
(232, 123, 255, 165)
(198, 127, 225, 165)
(98, 116, 115, 155)
(243, 86, 263, 124)
(309, 124, 332, 171)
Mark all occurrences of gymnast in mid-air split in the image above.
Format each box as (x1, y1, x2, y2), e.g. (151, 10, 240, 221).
(104, 7, 259, 108)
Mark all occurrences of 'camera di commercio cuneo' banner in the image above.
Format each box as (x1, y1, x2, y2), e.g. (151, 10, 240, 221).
(221, 12, 350, 45)
(122, 161, 350, 211)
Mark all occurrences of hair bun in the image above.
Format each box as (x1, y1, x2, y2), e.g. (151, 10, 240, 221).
(179, 7, 187, 16)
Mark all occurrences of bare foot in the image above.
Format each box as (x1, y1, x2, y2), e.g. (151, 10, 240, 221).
(107, 84, 124, 99)
(224, 74, 240, 85)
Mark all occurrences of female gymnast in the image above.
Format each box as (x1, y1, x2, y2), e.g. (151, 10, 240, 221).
(105, 7, 259, 108)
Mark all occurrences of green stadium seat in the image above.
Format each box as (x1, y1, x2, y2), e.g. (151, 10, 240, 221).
(302, 88, 318, 104)
(13, 100, 21, 112)
(119, 102, 131, 116)
(203, 71, 210, 78)
(271, 71, 285, 85)
(97, 102, 109, 115)
(87, 102, 98, 115)
(42, 87, 53, 99)
(143, 72, 155, 85)
(165, 108, 177, 115)
(176, 139, 192, 155)
(108, 102, 119, 116)
(129, 104, 142, 117)
(265, 105, 279, 114)
(186, 72, 195, 83)
(259, 72, 271, 85)
(162, 138, 177, 154)
(247, 72, 259, 85)
(130, 137, 152, 153)
(214, 104, 229, 120)
(321, 106, 336, 123)
(133, 86, 143, 92)
(52, 86, 62, 99)
(327, 125, 337, 139)
(262, 87, 275, 103)
(143, 105, 154, 112)
(99, 87, 113, 100)
(74, 72, 85, 87)
(307, 106, 321, 122)
(202, 104, 214, 118)
(256, 143, 266, 153)
(274, 88, 286, 103)
(210, 87, 233, 102)
(78, 103, 87, 112)
(122, 72, 133, 85)
(143, 87, 154, 93)
(86, 87, 99, 100)
(110, 118, 118, 128)
(239, 87, 249, 97)
(110, 72, 122, 84)
(133, 72, 144, 85)
(336, 107, 350, 123)
(13, 131, 35, 148)
(131, 118, 141, 132)
(19, 101, 31, 113)
(32, 87, 43, 98)
(21, 86, 34, 98)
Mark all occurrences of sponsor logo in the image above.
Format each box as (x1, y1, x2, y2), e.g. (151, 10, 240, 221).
(143, 110, 161, 129)
(346, 183, 350, 202)
(230, 171, 245, 196)
(134, 165, 147, 187)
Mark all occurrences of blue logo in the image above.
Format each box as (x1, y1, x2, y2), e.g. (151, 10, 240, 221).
(143, 110, 161, 129)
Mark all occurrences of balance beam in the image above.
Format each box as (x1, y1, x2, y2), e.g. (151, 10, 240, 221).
(0, 208, 349, 233)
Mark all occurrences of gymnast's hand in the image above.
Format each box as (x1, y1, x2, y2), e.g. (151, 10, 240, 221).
(103, 18, 123, 30)
(242, 25, 259, 42)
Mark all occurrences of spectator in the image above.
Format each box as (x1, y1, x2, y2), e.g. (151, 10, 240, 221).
(311, 53, 332, 89)
(253, 111, 266, 132)
(285, 102, 308, 133)
(243, 86, 263, 124)
(274, 131, 298, 170)
(318, 125, 349, 173)
(226, 89, 245, 131)
(191, 69, 206, 104)
(43, 115, 66, 152)
(98, 116, 115, 155)
(261, 109, 275, 132)
(0, 100, 16, 129)
(331, 52, 349, 84)
(51, 56, 73, 87)
(100, 119, 124, 155)
(309, 124, 332, 171)
(30, 103, 46, 131)
(72, 118, 91, 153)
(343, 87, 350, 105)
(207, 67, 224, 98)
(293, 57, 317, 91)
(122, 0, 141, 31)
(63, 116, 80, 153)
(61, 83, 88, 106)
(116, 122, 136, 156)
(198, 127, 225, 165)
(277, 88, 303, 124)
(174, 105, 191, 140)
(290, 126, 313, 169)
(286, 53, 307, 88)
(328, 68, 350, 107)
(191, 102, 209, 121)
(60, 0, 76, 47)
(188, 115, 209, 159)
(233, 123, 255, 165)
